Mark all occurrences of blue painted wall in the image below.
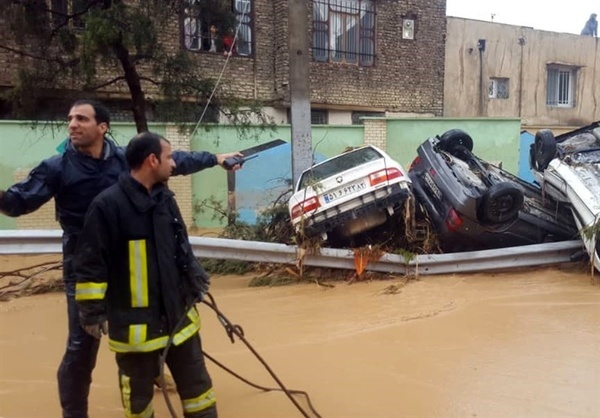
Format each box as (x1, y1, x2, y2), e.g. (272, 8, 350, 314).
(518, 131, 536, 184)
(234, 140, 327, 224)
(189, 124, 364, 227)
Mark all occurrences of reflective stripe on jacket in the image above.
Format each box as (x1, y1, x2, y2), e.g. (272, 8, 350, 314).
(74, 173, 205, 352)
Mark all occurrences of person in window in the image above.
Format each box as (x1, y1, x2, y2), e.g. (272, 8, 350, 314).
(204, 24, 221, 53)
(581, 13, 598, 37)
(74, 132, 217, 418)
(222, 28, 235, 57)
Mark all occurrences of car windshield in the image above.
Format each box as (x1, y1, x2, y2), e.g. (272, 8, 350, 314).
(297, 147, 383, 190)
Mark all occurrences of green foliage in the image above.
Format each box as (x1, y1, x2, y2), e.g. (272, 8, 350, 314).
(194, 191, 295, 244)
(581, 220, 600, 241)
(200, 258, 253, 275)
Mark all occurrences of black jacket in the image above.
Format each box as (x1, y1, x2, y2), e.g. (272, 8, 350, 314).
(74, 174, 209, 353)
(0, 138, 218, 260)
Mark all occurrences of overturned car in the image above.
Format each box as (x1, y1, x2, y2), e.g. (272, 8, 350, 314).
(288, 145, 413, 244)
(530, 121, 600, 271)
(408, 129, 577, 252)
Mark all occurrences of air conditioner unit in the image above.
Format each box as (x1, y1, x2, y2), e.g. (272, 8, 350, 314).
(402, 19, 414, 40)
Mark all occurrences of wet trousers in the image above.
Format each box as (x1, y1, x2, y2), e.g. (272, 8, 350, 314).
(57, 280, 100, 418)
(116, 333, 217, 418)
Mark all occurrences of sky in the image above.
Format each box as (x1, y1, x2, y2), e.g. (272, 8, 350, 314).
(446, 0, 598, 35)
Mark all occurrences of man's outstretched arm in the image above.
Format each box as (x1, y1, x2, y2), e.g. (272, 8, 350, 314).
(0, 157, 60, 217)
(171, 150, 244, 175)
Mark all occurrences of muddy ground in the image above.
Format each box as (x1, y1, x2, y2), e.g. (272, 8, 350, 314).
(0, 254, 599, 418)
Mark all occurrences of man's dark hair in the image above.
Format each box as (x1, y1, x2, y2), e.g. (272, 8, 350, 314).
(126, 131, 170, 169)
(70, 99, 111, 126)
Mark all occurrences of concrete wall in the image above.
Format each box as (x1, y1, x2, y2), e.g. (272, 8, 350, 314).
(0, 121, 364, 230)
(385, 117, 522, 173)
(445, 17, 600, 126)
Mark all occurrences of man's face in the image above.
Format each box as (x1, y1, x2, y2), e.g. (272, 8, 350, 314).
(155, 140, 176, 184)
(67, 104, 107, 149)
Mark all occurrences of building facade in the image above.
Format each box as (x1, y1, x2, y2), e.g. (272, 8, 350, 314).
(0, 0, 447, 124)
(444, 17, 600, 128)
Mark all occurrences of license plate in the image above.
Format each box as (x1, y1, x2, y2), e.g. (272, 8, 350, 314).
(423, 171, 442, 198)
(323, 181, 367, 204)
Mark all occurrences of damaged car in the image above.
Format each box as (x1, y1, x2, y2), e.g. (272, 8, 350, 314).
(530, 121, 600, 271)
(288, 145, 413, 244)
(408, 129, 577, 252)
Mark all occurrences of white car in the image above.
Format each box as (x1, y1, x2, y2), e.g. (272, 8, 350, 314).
(531, 122, 600, 271)
(289, 145, 413, 243)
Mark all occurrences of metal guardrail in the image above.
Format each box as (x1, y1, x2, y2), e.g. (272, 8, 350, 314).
(0, 230, 585, 276)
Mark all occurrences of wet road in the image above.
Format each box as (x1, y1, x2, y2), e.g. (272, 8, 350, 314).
(0, 255, 599, 417)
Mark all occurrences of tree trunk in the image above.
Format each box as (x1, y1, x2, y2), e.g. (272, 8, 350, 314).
(112, 42, 149, 133)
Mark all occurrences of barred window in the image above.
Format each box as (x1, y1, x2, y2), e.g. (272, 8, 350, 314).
(182, 0, 253, 57)
(50, 0, 90, 29)
(546, 65, 576, 107)
(313, 0, 375, 66)
(286, 109, 329, 125)
(488, 78, 509, 99)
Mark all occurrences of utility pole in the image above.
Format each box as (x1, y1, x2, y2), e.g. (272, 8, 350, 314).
(288, 0, 313, 187)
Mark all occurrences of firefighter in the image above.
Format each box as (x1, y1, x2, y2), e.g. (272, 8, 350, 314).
(74, 131, 216, 417)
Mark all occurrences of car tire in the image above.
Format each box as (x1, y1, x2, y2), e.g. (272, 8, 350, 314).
(479, 183, 524, 224)
(438, 129, 474, 153)
(532, 129, 557, 171)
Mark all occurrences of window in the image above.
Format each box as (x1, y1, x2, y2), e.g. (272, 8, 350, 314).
(546, 65, 576, 107)
(287, 109, 329, 125)
(311, 109, 328, 125)
(50, 0, 90, 29)
(182, 0, 253, 56)
(313, 0, 375, 66)
(233, 0, 252, 56)
(351, 111, 384, 124)
(488, 78, 509, 99)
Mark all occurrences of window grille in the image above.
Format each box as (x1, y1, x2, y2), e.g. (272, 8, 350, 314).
(313, 0, 375, 66)
(546, 65, 576, 107)
(488, 78, 509, 99)
(182, 0, 253, 56)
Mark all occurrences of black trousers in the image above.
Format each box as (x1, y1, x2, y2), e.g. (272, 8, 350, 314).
(58, 275, 100, 418)
(116, 333, 217, 418)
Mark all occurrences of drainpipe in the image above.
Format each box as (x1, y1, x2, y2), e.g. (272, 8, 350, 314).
(477, 39, 486, 116)
(518, 36, 526, 118)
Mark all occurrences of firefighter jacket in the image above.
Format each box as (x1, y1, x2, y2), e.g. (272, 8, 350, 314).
(0, 138, 218, 271)
(73, 173, 210, 353)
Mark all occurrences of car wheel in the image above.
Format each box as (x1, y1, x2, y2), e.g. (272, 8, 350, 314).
(438, 129, 474, 153)
(532, 129, 557, 171)
(479, 183, 524, 224)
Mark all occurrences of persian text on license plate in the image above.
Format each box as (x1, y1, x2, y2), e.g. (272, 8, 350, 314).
(423, 171, 442, 198)
(323, 181, 367, 204)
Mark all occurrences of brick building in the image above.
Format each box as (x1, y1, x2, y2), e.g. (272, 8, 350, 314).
(0, 0, 447, 124)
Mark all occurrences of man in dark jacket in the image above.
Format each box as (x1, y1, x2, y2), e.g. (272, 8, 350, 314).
(74, 131, 216, 417)
(0, 100, 239, 417)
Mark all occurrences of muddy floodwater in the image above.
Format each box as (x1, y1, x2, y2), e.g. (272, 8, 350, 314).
(1, 255, 599, 418)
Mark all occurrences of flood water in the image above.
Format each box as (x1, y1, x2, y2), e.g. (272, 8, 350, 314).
(0, 255, 599, 417)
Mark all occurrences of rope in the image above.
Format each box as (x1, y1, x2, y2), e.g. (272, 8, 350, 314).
(158, 291, 323, 418)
